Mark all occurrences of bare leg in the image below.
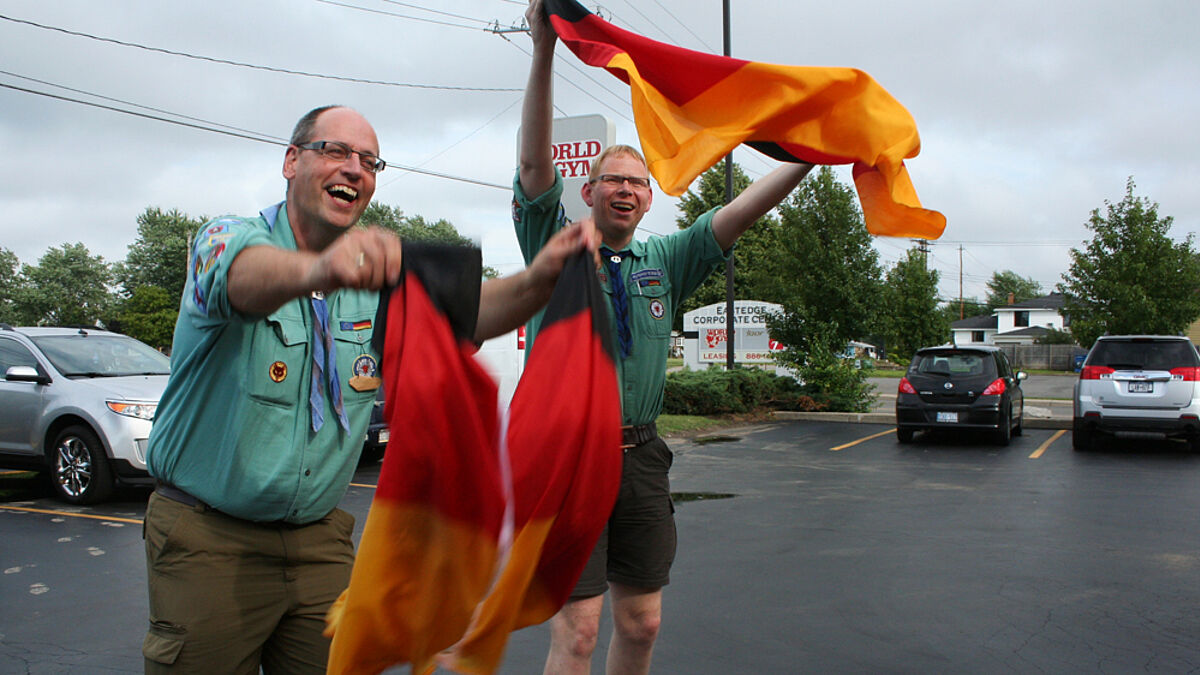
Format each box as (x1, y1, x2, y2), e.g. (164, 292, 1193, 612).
(605, 583, 662, 675)
(544, 594, 605, 674)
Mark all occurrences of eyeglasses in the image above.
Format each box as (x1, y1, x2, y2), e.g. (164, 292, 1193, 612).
(591, 173, 651, 189)
(295, 140, 386, 174)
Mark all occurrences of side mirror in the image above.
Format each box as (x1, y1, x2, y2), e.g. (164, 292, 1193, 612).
(1016, 371, 1028, 382)
(5, 365, 50, 385)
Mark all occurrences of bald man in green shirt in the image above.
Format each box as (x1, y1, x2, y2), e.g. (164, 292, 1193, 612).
(517, 2, 814, 672)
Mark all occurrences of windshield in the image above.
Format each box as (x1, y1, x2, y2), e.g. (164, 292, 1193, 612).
(31, 334, 171, 377)
(1088, 339, 1199, 371)
(912, 351, 995, 378)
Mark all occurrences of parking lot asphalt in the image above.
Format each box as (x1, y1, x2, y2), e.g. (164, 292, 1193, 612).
(5, 418, 1200, 673)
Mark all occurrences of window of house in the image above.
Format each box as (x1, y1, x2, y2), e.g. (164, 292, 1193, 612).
(1014, 311, 1030, 327)
(972, 330, 986, 343)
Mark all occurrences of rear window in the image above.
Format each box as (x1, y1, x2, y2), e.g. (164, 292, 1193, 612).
(1087, 338, 1199, 371)
(911, 351, 996, 378)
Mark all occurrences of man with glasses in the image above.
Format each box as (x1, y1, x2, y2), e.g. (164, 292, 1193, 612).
(515, 2, 814, 672)
(142, 104, 594, 673)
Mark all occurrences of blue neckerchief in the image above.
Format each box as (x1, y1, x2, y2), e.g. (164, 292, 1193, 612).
(601, 247, 632, 359)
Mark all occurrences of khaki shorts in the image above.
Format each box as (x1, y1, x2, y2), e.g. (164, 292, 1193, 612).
(571, 436, 677, 598)
(142, 492, 355, 674)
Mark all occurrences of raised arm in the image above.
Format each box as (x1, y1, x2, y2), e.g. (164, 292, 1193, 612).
(518, 0, 559, 198)
(710, 163, 814, 251)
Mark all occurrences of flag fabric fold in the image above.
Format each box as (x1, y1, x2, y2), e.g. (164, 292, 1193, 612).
(326, 244, 503, 675)
(326, 249, 622, 675)
(440, 252, 622, 674)
(544, 0, 946, 239)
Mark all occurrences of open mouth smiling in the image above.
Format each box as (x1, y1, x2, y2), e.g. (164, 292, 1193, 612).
(328, 185, 358, 204)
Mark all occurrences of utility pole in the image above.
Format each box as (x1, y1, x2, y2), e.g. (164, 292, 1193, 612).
(959, 245, 964, 319)
(723, 0, 736, 370)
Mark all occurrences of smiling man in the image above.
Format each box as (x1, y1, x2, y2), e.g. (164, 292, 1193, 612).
(514, 2, 814, 673)
(142, 104, 593, 674)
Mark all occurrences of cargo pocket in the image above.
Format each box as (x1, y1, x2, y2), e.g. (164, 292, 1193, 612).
(143, 620, 186, 665)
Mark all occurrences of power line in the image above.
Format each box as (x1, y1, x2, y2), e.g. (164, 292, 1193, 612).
(0, 79, 509, 190)
(313, 0, 494, 31)
(647, 0, 715, 51)
(0, 12, 519, 92)
(376, 0, 495, 26)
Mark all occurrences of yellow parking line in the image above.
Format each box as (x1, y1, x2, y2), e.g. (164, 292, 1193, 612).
(349, 482, 378, 489)
(831, 428, 896, 451)
(1029, 430, 1066, 459)
(0, 504, 143, 524)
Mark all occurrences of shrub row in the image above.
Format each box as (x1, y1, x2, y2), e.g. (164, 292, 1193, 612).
(662, 367, 825, 415)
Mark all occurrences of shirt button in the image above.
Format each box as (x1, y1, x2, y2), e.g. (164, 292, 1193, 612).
(304, 469, 311, 476)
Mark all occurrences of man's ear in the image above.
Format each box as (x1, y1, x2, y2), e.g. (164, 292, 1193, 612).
(581, 180, 595, 207)
(282, 145, 299, 181)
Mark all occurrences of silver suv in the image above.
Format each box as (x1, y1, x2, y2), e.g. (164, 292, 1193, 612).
(0, 325, 170, 503)
(1073, 335, 1200, 451)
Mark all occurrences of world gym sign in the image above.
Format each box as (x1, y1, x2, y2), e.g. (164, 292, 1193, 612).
(681, 301, 784, 369)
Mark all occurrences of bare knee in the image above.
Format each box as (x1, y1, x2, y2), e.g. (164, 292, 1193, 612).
(550, 597, 604, 661)
(613, 601, 661, 647)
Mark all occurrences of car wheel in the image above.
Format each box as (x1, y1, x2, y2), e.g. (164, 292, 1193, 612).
(1072, 424, 1093, 452)
(896, 427, 915, 444)
(49, 425, 114, 505)
(993, 410, 1012, 446)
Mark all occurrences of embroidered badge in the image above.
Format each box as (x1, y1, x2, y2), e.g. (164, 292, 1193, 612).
(340, 320, 372, 331)
(511, 199, 522, 224)
(269, 361, 287, 382)
(352, 354, 378, 378)
(630, 268, 664, 282)
(649, 299, 666, 320)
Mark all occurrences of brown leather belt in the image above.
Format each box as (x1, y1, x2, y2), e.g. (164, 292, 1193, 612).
(153, 481, 306, 528)
(621, 422, 658, 449)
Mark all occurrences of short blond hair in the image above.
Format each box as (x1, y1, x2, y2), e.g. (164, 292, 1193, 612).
(588, 144, 648, 183)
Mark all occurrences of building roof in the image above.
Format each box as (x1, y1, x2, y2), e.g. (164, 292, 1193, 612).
(951, 314, 998, 330)
(994, 326, 1051, 338)
(998, 292, 1065, 311)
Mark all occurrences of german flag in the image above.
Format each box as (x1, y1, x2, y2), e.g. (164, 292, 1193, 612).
(326, 244, 503, 675)
(544, 0, 946, 239)
(325, 249, 622, 675)
(440, 252, 622, 674)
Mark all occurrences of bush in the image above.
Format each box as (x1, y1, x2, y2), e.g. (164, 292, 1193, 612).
(663, 367, 824, 415)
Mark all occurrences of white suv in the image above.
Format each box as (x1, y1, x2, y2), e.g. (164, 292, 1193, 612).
(0, 325, 170, 503)
(1073, 335, 1200, 451)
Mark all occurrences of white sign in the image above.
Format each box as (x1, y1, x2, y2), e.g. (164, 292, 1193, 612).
(682, 301, 784, 369)
(517, 114, 615, 222)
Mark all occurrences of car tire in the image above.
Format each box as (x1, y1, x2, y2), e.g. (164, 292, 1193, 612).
(1072, 424, 1093, 452)
(896, 427, 915, 444)
(993, 410, 1012, 446)
(48, 425, 114, 505)
(1013, 411, 1023, 437)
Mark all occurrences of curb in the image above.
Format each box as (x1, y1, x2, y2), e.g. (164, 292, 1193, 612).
(773, 411, 1072, 430)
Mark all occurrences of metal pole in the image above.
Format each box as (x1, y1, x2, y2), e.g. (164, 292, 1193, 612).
(723, 0, 736, 370)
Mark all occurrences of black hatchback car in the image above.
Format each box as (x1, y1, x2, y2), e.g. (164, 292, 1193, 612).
(895, 345, 1027, 445)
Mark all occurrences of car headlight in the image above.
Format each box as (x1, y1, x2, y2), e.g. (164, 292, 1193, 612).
(107, 401, 158, 420)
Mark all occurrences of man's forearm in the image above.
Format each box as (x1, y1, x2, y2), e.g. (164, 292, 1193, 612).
(711, 163, 814, 250)
(475, 271, 552, 342)
(518, 5, 558, 197)
(228, 245, 320, 316)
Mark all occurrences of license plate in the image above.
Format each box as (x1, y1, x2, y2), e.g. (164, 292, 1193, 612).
(936, 412, 958, 423)
(1128, 381, 1153, 393)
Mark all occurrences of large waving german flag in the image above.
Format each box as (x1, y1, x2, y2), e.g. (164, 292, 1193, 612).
(544, 0, 946, 239)
(326, 249, 621, 675)
(440, 252, 622, 674)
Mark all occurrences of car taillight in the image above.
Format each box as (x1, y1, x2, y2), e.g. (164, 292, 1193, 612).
(898, 377, 916, 394)
(1080, 365, 1114, 380)
(982, 378, 1006, 396)
(1170, 367, 1200, 381)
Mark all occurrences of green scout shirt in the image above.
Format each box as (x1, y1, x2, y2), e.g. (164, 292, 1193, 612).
(146, 202, 380, 523)
(513, 171, 727, 426)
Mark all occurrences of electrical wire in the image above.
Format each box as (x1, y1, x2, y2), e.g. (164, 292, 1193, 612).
(0, 12, 520, 92)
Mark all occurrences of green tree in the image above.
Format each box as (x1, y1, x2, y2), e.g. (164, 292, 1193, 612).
(985, 270, 1043, 311)
(1059, 178, 1200, 347)
(755, 166, 883, 358)
(941, 296, 988, 324)
(112, 285, 178, 351)
(361, 203, 498, 278)
(0, 247, 21, 323)
(881, 247, 948, 361)
(116, 207, 205, 302)
(673, 160, 775, 325)
(14, 243, 114, 326)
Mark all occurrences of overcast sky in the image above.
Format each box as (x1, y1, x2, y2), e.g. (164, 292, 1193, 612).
(2, 0, 1197, 306)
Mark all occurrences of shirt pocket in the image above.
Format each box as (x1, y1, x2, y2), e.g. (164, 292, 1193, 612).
(628, 283, 672, 342)
(332, 315, 379, 406)
(245, 313, 307, 408)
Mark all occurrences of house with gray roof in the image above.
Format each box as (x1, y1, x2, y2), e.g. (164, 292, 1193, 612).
(951, 293, 1069, 346)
